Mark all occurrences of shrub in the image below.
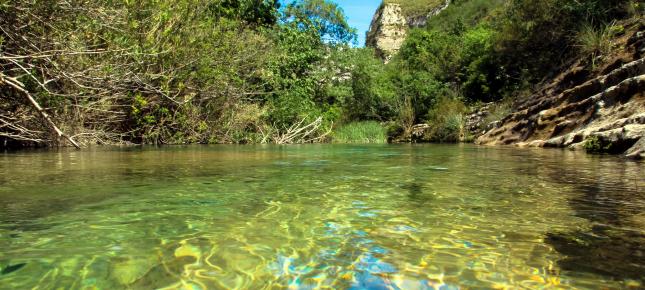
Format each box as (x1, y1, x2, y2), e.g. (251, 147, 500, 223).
(332, 121, 387, 144)
(583, 135, 613, 153)
(425, 95, 467, 142)
(433, 113, 465, 142)
(625, 1, 644, 17)
(384, 121, 406, 142)
(345, 48, 397, 121)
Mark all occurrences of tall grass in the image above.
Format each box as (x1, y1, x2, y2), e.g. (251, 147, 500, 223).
(577, 22, 616, 68)
(332, 121, 387, 144)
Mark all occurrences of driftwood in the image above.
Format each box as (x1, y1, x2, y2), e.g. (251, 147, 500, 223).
(0, 73, 81, 149)
(273, 116, 331, 144)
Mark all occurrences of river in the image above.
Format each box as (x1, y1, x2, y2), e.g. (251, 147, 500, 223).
(0, 144, 643, 289)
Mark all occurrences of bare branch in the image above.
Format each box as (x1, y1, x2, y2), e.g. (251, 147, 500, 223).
(0, 73, 81, 148)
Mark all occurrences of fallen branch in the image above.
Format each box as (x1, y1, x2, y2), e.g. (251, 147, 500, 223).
(0, 73, 81, 149)
(274, 116, 325, 144)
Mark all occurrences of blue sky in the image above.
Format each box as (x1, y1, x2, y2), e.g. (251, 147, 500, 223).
(339, 1, 382, 46)
(280, 0, 383, 46)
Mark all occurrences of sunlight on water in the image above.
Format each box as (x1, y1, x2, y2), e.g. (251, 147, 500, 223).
(0, 144, 643, 289)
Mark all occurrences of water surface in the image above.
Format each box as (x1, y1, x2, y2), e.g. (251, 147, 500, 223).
(0, 144, 643, 289)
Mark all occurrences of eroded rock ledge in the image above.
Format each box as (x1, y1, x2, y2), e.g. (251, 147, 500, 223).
(476, 21, 645, 159)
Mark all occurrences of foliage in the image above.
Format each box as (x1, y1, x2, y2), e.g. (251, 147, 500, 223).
(482, 99, 513, 126)
(625, 1, 645, 17)
(0, 0, 638, 148)
(398, 29, 461, 79)
(207, 0, 280, 26)
(0, 0, 356, 146)
(332, 121, 387, 144)
(374, 0, 634, 143)
(495, 0, 632, 85)
(583, 136, 613, 153)
(263, 0, 358, 140)
(283, 0, 357, 44)
(577, 22, 617, 68)
(422, 0, 505, 32)
(384, 0, 444, 17)
(425, 96, 467, 142)
(460, 25, 500, 102)
(345, 49, 397, 121)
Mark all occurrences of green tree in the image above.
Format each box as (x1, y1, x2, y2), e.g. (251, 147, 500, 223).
(344, 49, 397, 121)
(263, 0, 357, 132)
(207, 0, 280, 26)
(283, 0, 357, 44)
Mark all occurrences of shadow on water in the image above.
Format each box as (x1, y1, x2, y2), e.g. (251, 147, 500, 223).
(0, 263, 27, 275)
(0, 189, 138, 236)
(541, 156, 644, 281)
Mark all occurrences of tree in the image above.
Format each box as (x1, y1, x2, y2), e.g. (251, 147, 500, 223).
(208, 0, 280, 27)
(283, 0, 357, 45)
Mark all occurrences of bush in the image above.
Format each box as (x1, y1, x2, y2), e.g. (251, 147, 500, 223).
(583, 135, 614, 153)
(332, 121, 387, 144)
(460, 25, 501, 102)
(425, 95, 467, 142)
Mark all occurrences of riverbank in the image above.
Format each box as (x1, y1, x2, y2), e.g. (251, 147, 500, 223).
(473, 19, 645, 160)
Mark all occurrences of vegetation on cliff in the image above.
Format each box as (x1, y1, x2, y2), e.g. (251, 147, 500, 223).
(0, 0, 642, 148)
(367, 0, 643, 142)
(383, 0, 445, 18)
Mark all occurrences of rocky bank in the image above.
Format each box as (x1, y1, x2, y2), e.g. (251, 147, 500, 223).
(476, 20, 645, 159)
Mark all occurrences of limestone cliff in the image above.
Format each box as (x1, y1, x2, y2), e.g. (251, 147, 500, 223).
(365, 3, 407, 61)
(476, 20, 645, 159)
(366, 1, 450, 60)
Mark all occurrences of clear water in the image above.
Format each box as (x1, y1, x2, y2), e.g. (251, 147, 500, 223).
(0, 144, 643, 289)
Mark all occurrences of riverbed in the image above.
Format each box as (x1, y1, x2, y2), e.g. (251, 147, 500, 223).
(0, 145, 643, 289)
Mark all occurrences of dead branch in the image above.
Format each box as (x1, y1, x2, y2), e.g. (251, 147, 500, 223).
(0, 73, 81, 148)
(274, 116, 325, 144)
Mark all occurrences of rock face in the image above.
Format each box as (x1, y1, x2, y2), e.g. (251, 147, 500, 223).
(476, 20, 645, 159)
(465, 103, 494, 137)
(366, 1, 450, 61)
(365, 4, 407, 61)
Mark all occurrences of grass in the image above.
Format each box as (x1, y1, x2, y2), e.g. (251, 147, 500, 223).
(332, 121, 387, 144)
(383, 0, 445, 17)
(577, 22, 616, 68)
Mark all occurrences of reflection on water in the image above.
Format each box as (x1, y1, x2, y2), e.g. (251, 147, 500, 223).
(543, 157, 644, 283)
(0, 144, 643, 289)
